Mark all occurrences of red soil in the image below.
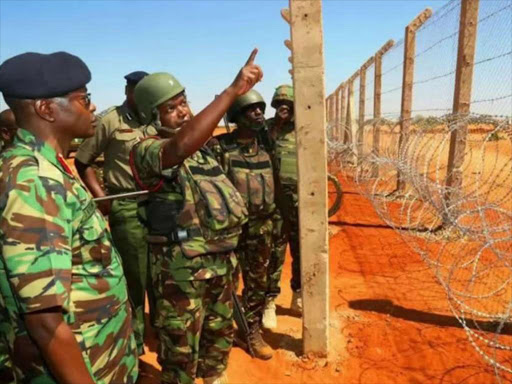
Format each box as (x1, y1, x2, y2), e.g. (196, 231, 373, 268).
(134, 175, 512, 384)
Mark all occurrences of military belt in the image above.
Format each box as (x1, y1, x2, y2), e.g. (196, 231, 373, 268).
(146, 227, 203, 244)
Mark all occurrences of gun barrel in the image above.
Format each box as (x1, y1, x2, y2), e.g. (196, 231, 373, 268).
(92, 190, 149, 202)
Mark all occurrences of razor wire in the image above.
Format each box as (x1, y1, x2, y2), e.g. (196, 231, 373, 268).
(327, 0, 512, 380)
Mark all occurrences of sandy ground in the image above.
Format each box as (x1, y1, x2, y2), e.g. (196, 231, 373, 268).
(134, 174, 512, 384)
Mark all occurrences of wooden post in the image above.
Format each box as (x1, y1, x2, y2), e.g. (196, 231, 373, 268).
(445, 0, 479, 201)
(358, 57, 375, 162)
(345, 71, 359, 147)
(372, 40, 395, 177)
(286, 0, 329, 355)
(396, 8, 432, 191)
(335, 86, 341, 141)
(339, 83, 347, 143)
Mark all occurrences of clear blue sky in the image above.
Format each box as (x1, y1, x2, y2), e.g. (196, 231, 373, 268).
(0, 0, 453, 116)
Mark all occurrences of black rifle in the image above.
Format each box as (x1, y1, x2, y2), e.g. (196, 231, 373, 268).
(232, 291, 255, 357)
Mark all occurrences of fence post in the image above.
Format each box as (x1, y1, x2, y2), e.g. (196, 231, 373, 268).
(335, 85, 341, 141)
(286, 0, 329, 356)
(445, 0, 479, 203)
(339, 83, 347, 142)
(358, 57, 375, 163)
(372, 40, 395, 177)
(396, 8, 432, 191)
(345, 71, 359, 150)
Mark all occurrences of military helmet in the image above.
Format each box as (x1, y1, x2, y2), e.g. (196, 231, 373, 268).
(227, 89, 266, 123)
(271, 84, 294, 108)
(134, 72, 185, 125)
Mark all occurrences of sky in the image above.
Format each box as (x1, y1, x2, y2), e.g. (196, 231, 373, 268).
(0, 0, 472, 117)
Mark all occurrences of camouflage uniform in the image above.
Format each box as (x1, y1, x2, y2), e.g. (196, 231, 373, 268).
(76, 102, 158, 353)
(0, 135, 14, 384)
(0, 129, 138, 383)
(131, 137, 247, 384)
(0, 294, 14, 383)
(210, 133, 275, 328)
(263, 118, 301, 293)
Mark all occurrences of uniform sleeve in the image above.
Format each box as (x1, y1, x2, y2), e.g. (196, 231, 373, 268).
(1, 167, 72, 314)
(74, 114, 114, 165)
(130, 137, 179, 190)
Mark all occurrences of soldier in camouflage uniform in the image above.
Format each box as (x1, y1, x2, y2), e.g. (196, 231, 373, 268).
(0, 109, 17, 153)
(75, 71, 156, 355)
(0, 51, 137, 383)
(0, 109, 17, 383)
(209, 89, 274, 359)
(261, 85, 302, 328)
(130, 50, 262, 384)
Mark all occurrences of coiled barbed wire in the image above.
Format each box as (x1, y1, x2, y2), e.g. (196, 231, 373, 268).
(327, 113, 512, 380)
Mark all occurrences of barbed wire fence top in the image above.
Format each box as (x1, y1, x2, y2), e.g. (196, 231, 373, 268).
(326, 0, 512, 380)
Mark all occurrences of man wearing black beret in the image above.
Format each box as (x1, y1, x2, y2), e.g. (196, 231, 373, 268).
(74, 70, 157, 356)
(0, 52, 138, 384)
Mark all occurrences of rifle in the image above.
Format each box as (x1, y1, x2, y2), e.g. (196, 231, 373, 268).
(232, 291, 255, 357)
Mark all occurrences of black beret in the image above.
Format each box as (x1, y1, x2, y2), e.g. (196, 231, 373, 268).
(0, 51, 91, 99)
(124, 71, 148, 85)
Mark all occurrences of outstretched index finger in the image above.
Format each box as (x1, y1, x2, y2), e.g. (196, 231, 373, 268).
(245, 48, 258, 66)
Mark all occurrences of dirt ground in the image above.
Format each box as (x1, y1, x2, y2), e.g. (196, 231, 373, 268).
(136, 174, 512, 384)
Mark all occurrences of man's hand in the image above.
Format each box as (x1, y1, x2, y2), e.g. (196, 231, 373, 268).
(97, 199, 111, 216)
(229, 49, 263, 96)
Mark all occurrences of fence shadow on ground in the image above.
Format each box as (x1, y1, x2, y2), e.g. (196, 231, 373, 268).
(349, 298, 512, 336)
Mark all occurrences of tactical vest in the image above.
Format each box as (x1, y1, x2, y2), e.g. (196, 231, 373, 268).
(142, 148, 248, 258)
(220, 138, 275, 217)
(275, 127, 298, 185)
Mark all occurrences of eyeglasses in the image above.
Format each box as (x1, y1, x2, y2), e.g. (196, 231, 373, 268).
(70, 92, 92, 109)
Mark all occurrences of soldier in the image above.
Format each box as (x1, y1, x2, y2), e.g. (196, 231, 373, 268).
(209, 90, 274, 359)
(0, 109, 17, 383)
(261, 85, 302, 329)
(74, 71, 156, 355)
(0, 109, 17, 152)
(0, 51, 137, 383)
(129, 49, 262, 384)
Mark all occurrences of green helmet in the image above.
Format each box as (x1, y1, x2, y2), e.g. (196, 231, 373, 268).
(227, 89, 266, 123)
(271, 84, 294, 108)
(134, 72, 185, 125)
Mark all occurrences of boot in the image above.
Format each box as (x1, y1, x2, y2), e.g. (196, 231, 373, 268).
(262, 297, 277, 329)
(291, 290, 302, 313)
(203, 371, 228, 384)
(247, 325, 273, 360)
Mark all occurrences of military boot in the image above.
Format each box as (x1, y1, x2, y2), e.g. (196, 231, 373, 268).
(247, 325, 273, 360)
(262, 297, 277, 329)
(203, 371, 228, 384)
(291, 290, 302, 313)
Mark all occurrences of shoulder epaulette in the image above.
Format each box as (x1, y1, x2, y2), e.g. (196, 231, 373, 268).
(97, 106, 117, 119)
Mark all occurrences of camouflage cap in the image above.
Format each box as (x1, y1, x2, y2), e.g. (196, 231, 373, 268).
(271, 84, 294, 108)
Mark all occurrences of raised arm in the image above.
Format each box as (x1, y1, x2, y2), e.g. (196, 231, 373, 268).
(161, 49, 263, 169)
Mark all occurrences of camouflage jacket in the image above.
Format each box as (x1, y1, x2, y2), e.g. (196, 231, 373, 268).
(209, 132, 275, 218)
(130, 137, 246, 281)
(0, 129, 137, 383)
(262, 118, 298, 188)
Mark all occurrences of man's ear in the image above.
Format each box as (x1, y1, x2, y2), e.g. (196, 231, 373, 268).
(34, 99, 56, 122)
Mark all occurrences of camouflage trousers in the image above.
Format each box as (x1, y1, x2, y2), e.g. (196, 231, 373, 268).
(109, 198, 153, 355)
(156, 275, 234, 384)
(273, 188, 301, 293)
(238, 217, 273, 327)
(266, 208, 287, 298)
